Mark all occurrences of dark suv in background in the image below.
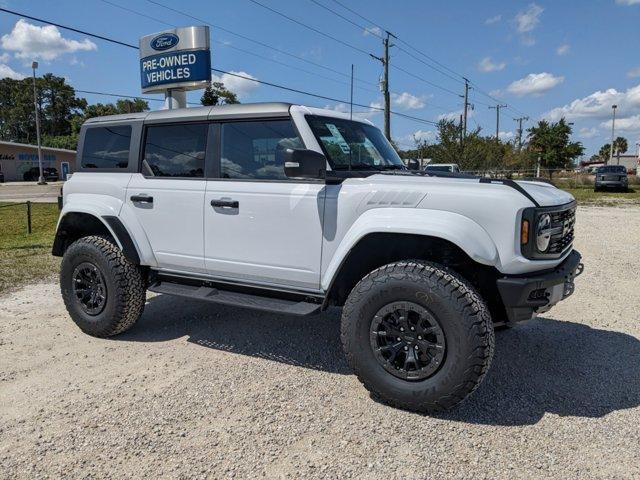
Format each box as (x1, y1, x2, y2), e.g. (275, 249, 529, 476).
(22, 167, 59, 182)
(594, 165, 628, 191)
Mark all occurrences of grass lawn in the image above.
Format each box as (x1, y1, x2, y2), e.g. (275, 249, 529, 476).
(561, 187, 640, 205)
(0, 202, 61, 295)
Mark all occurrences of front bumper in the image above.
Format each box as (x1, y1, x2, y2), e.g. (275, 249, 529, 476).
(496, 250, 583, 323)
(595, 180, 627, 189)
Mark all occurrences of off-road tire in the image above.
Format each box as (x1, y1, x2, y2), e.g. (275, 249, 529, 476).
(60, 235, 146, 337)
(341, 261, 494, 413)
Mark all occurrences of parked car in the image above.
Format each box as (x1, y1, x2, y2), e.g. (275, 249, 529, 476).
(22, 167, 59, 182)
(53, 103, 583, 413)
(594, 165, 628, 191)
(424, 163, 460, 173)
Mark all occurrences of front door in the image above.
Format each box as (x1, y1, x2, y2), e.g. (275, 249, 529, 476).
(204, 118, 325, 290)
(126, 122, 209, 273)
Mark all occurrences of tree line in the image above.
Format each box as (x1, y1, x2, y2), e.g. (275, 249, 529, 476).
(0, 74, 238, 151)
(398, 117, 585, 178)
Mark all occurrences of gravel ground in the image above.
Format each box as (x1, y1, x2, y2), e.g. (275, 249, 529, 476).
(1, 206, 639, 479)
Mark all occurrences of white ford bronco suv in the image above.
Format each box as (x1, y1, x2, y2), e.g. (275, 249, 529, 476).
(54, 103, 583, 412)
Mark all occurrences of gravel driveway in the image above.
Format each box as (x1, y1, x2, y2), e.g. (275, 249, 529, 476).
(1, 206, 639, 479)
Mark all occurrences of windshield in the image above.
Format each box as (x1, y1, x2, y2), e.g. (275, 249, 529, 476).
(597, 165, 626, 173)
(306, 115, 405, 170)
(425, 165, 452, 172)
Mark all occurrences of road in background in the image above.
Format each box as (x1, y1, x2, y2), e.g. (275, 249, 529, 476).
(1, 206, 639, 478)
(0, 182, 62, 203)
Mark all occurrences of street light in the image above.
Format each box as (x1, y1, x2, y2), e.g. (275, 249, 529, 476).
(609, 104, 617, 165)
(31, 61, 46, 185)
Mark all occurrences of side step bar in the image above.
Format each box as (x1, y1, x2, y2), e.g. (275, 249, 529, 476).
(148, 281, 321, 316)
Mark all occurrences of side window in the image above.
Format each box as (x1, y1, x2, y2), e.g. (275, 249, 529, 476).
(142, 123, 208, 177)
(81, 126, 131, 169)
(220, 119, 303, 180)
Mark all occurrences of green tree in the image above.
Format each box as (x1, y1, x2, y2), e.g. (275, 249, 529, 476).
(201, 81, 239, 106)
(613, 136, 628, 155)
(0, 74, 86, 144)
(526, 118, 584, 179)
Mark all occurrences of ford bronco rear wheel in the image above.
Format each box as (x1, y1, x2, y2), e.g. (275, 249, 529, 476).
(60, 235, 146, 338)
(340, 261, 494, 413)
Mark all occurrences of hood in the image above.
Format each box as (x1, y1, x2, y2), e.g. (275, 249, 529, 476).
(357, 173, 575, 208)
(513, 180, 575, 207)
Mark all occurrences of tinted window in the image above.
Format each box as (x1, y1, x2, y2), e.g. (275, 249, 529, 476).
(81, 126, 131, 169)
(307, 115, 404, 170)
(425, 165, 452, 172)
(221, 120, 303, 179)
(597, 165, 626, 173)
(143, 123, 207, 177)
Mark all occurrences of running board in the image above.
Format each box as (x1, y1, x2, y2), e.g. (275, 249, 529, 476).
(148, 281, 321, 316)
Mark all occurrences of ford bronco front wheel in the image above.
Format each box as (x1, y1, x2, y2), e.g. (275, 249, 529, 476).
(60, 235, 146, 338)
(340, 261, 494, 413)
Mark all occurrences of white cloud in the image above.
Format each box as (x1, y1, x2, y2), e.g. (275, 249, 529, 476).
(391, 92, 425, 110)
(600, 114, 640, 132)
(514, 4, 543, 46)
(211, 70, 259, 99)
(0, 53, 9, 63)
(323, 102, 381, 121)
(515, 4, 543, 33)
(616, 0, 640, 5)
(1, 19, 97, 61)
(507, 72, 564, 96)
(556, 44, 570, 56)
(0, 63, 25, 79)
(411, 130, 437, 144)
(544, 84, 640, 121)
(485, 15, 502, 25)
(579, 127, 599, 139)
(478, 57, 506, 73)
(628, 67, 640, 78)
(499, 131, 515, 141)
(363, 26, 382, 37)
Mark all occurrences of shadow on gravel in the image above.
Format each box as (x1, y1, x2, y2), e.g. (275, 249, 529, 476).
(434, 316, 640, 425)
(117, 294, 351, 375)
(121, 296, 640, 424)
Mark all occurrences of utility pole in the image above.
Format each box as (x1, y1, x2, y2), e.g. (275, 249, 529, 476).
(31, 61, 46, 185)
(370, 30, 395, 141)
(489, 104, 507, 143)
(350, 64, 354, 120)
(609, 104, 617, 165)
(514, 116, 529, 151)
(461, 78, 471, 141)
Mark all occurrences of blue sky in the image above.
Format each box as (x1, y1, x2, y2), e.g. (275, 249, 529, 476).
(1, 0, 639, 156)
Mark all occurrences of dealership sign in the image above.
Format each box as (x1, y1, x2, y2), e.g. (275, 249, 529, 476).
(139, 26, 211, 93)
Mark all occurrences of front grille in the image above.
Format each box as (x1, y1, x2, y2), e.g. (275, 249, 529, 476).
(548, 206, 576, 254)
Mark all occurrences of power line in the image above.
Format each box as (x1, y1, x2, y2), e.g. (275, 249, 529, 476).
(246, 0, 371, 56)
(144, 0, 378, 89)
(308, 0, 382, 38)
(0, 6, 437, 126)
(100, 0, 380, 95)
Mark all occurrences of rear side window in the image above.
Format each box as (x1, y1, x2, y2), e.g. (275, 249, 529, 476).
(142, 123, 208, 177)
(220, 120, 303, 179)
(81, 126, 131, 169)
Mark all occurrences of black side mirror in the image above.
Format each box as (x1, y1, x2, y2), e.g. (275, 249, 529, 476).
(282, 148, 326, 179)
(407, 159, 420, 171)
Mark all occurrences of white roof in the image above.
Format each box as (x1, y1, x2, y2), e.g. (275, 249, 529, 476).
(0, 140, 76, 154)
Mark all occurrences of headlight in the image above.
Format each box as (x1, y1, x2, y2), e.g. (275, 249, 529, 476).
(536, 214, 552, 252)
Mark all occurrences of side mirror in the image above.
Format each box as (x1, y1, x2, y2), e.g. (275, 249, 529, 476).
(282, 148, 326, 179)
(407, 159, 420, 171)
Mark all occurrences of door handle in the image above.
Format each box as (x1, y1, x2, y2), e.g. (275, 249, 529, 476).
(130, 194, 154, 204)
(210, 199, 239, 208)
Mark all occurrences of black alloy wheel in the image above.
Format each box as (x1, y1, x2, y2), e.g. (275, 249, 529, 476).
(72, 262, 107, 315)
(370, 301, 446, 381)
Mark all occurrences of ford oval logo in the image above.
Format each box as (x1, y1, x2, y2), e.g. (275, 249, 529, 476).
(150, 33, 179, 51)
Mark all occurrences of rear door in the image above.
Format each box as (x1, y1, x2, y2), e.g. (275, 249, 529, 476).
(126, 122, 210, 273)
(203, 118, 325, 290)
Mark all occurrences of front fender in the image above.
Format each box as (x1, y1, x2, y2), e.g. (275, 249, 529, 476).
(321, 208, 499, 291)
